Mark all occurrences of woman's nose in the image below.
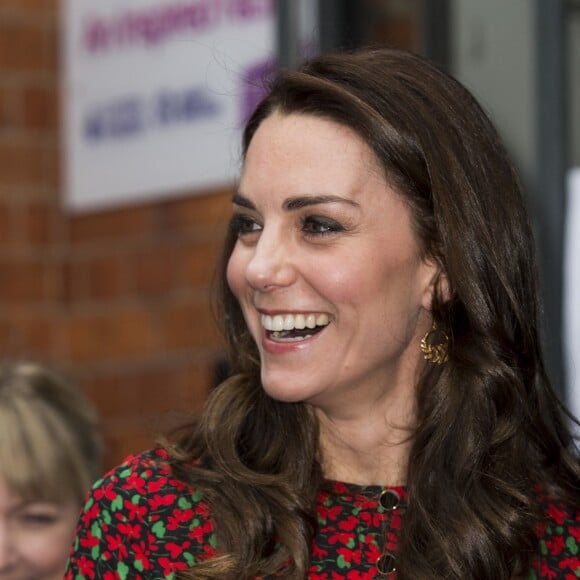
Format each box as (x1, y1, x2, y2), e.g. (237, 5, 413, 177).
(244, 228, 296, 291)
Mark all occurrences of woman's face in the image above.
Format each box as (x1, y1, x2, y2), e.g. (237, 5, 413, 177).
(0, 474, 79, 580)
(227, 112, 439, 414)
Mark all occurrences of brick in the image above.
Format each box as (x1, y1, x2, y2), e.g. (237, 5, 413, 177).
(132, 244, 176, 297)
(0, 256, 51, 302)
(0, 200, 12, 243)
(19, 314, 59, 357)
(65, 308, 154, 363)
(0, 317, 16, 351)
(0, 312, 60, 358)
(67, 205, 157, 243)
(60, 259, 82, 305)
(19, 201, 54, 244)
(0, 21, 53, 72)
(86, 255, 132, 300)
(174, 357, 215, 408)
(61, 255, 131, 305)
(0, 0, 58, 18)
(0, 84, 11, 129)
(176, 238, 224, 289)
(161, 298, 222, 351)
(20, 84, 58, 130)
(0, 140, 47, 187)
(91, 369, 179, 418)
(103, 429, 156, 471)
(161, 189, 233, 232)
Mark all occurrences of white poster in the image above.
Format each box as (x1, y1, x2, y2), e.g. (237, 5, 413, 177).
(62, 0, 275, 212)
(564, 167, 580, 420)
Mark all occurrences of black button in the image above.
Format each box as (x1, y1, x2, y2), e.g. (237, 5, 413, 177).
(376, 553, 396, 575)
(379, 489, 400, 510)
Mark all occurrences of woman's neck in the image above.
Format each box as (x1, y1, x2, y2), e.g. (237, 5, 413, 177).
(314, 393, 415, 487)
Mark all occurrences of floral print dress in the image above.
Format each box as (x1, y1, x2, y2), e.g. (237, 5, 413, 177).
(65, 448, 580, 579)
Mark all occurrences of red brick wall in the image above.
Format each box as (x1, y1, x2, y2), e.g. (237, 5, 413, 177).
(0, 0, 231, 469)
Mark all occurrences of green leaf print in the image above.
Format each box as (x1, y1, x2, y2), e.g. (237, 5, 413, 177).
(111, 494, 123, 511)
(178, 496, 193, 510)
(90, 521, 102, 540)
(117, 561, 129, 580)
(152, 520, 166, 538)
(566, 535, 578, 555)
(337, 554, 350, 569)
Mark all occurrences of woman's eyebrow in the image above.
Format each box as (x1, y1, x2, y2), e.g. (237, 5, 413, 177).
(232, 191, 360, 211)
(232, 192, 361, 212)
(231, 192, 255, 209)
(283, 195, 361, 211)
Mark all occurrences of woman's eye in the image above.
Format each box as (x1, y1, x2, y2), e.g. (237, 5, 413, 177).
(229, 214, 262, 237)
(302, 216, 344, 236)
(19, 511, 58, 527)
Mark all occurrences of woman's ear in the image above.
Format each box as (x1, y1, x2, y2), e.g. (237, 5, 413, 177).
(421, 266, 451, 311)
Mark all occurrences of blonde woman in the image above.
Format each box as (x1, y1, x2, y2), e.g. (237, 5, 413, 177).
(0, 362, 102, 579)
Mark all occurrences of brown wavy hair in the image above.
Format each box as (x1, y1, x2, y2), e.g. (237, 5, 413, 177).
(171, 48, 580, 579)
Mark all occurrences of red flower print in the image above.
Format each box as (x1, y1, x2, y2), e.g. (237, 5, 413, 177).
(126, 471, 147, 494)
(159, 557, 188, 575)
(148, 493, 177, 510)
(317, 504, 343, 522)
(79, 531, 100, 549)
(547, 504, 568, 526)
(546, 535, 565, 556)
(328, 531, 356, 545)
(123, 499, 147, 521)
(94, 481, 118, 503)
(81, 501, 100, 528)
(118, 522, 141, 540)
(166, 540, 191, 559)
(167, 507, 194, 531)
(540, 560, 559, 578)
(338, 515, 358, 532)
(559, 556, 580, 571)
(76, 555, 96, 578)
(106, 534, 129, 559)
(132, 541, 153, 570)
(147, 477, 168, 493)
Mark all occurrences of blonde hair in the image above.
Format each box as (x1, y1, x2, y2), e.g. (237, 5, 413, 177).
(0, 362, 103, 505)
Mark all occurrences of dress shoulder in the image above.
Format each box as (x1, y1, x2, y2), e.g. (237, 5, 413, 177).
(65, 447, 217, 579)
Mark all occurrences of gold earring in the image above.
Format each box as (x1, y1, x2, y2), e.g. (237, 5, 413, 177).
(421, 320, 449, 364)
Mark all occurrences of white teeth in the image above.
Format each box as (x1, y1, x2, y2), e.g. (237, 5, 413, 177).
(316, 314, 329, 326)
(261, 313, 330, 332)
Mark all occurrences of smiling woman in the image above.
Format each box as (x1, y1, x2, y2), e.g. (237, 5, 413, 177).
(0, 362, 102, 580)
(66, 48, 580, 580)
